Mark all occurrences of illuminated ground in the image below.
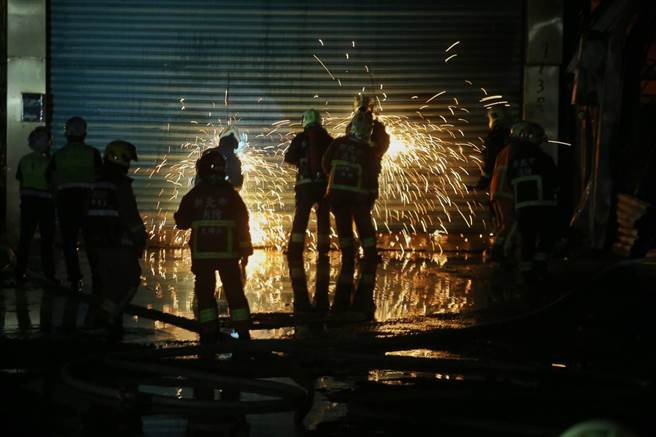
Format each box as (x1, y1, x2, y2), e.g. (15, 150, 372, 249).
(1, 244, 500, 342)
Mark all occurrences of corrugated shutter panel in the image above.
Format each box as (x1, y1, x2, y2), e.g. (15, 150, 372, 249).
(50, 0, 523, 248)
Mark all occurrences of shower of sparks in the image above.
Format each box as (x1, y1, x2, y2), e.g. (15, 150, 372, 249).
(479, 95, 503, 102)
(313, 54, 336, 80)
(445, 41, 460, 52)
(426, 90, 446, 103)
(144, 40, 508, 252)
(483, 100, 508, 108)
(548, 140, 572, 146)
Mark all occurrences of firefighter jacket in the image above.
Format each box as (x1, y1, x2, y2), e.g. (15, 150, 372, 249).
(344, 119, 390, 198)
(508, 145, 559, 210)
(322, 135, 376, 203)
(284, 125, 333, 189)
(174, 179, 253, 263)
(86, 163, 147, 254)
(489, 145, 513, 202)
(16, 151, 53, 199)
(50, 141, 102, 191)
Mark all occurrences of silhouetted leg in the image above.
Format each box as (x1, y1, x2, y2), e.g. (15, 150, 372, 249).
(517, 209, 538, 282)
(287, 257, 311, 313)
(352, 259, 378, 320)
(314, 254, 331, 312)
(332, 203, 355, 260)
(331, 257, 355, 313)
(39, 200, 56, 280)
(16, 198, 39, 280)
(57, 192, 82, 284)
(218, 260, 251, 340)
(193, 262, 219, 344)
(316, 189, 331, 254)
(353, 204, 377, 260)
(288, 199, 312, 257)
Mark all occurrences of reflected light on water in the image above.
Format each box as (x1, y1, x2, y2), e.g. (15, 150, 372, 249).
(127, 249, 483, 342)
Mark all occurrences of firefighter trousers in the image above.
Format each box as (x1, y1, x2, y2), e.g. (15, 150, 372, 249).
(192, 259, 251, 339)
(331, 200, 377, 259)
(289, 183, 330, 253)
(16, 196, 56, 279)
(517, 206, 556, 273)
(56, 188, 96, 284)
(94, 246, 141, 326)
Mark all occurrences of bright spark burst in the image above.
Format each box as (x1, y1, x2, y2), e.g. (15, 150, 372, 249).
(144, 39, 508, 252)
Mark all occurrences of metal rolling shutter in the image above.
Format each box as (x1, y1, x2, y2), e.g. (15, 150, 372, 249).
(50, 0, 523, 248)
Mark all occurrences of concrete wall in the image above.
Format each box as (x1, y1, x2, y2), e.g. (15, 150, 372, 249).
(523, 0, 563, 163)
(5, 0, 46, 242)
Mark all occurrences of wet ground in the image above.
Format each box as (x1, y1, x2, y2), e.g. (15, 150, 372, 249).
(1, 243, 495, 342)
(1, 243, 655, 436)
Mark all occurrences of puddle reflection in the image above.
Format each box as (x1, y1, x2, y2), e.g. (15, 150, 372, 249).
(132, 248, 482, 341)
(0, 248, 485, 341)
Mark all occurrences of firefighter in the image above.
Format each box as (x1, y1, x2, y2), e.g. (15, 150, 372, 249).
(174, 149, 253, 343)
(284, 109, 333, 256)
(49, 116, 102, 291)
(351, 95, 390, 210)
(489, 143, 515, 259)
(478, 106, 513, 189)
(15, 127, 57, 284)
(85, 140, 146, 338)
(216, 128, 244, 190)
(507, 121, 559, 282)
(323, 110, 377, 260)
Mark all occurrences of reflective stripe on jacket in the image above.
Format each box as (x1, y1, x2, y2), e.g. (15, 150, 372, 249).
(322, 136, 373, 198)
(174, 180, 253, 263)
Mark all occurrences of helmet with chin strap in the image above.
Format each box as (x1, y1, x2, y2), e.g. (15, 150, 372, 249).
(104, 140, 138, 167)
(509, 121, 547, 147)
(349, 109, 374, 141)
(196, 148, 226, 182)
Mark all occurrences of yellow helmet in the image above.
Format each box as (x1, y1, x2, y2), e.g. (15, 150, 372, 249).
(302, 109, 322, 128)
(104, 140, 138, 167)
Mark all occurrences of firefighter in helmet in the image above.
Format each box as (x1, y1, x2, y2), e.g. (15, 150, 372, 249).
(323, 110, 378, 260)
(175, 148, 253, 343)
(284, 109, 334, 256)
(216, 127, 244, 190)
(15, 127, 57, 284)
(49, 116, 103, 291)
(350, 94, 390, 210)
(85, 140, 146, 338)
(478, 105, 513, 189)
(507, 121, 559, 282)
